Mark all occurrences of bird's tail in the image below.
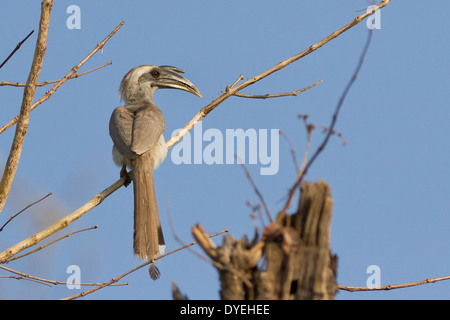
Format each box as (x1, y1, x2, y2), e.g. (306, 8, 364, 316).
(132, 153, 165, 260)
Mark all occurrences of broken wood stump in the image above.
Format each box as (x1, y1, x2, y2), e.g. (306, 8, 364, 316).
(191, 180, 337, 300)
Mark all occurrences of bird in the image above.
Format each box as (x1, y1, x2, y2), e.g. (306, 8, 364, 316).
(109, 65, 202, 263)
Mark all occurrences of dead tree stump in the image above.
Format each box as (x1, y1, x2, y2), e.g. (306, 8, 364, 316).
(192, 180, 338, 300)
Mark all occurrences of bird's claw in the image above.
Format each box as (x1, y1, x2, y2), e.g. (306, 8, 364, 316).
(120, 165, 132, 187)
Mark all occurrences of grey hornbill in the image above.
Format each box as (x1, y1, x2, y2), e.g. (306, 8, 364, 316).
(109, 65, 202, 262)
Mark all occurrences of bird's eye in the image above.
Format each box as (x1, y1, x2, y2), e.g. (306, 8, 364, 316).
(152, 70, 160, 78)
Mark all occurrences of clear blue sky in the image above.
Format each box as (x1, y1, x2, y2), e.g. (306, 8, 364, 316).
(1, 1, 450, 300)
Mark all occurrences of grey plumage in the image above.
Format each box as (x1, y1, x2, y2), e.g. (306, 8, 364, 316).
(109, 65, 201, 261)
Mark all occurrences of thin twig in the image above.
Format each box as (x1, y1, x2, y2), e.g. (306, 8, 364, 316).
(0, 30, 34, 70)
(229, 74, 244, 89)
(0, 22, 124, 135)
(0, 0, 53, 215)
(0, 177, 125, 263)
(6, 226, 98, 262)
(166, 0, 391, 150)
(233, 79, 322, 99)
(0, 264, 127, 288)
(0, 0, 391, 264)
(165, 201, 214, 263)
(62, 229, 229, 300)
(246, 200, 264, 230)
(237, 155, 273, 224)
(0, 61, 112, 87)
(316, 124, 348, 146)
(298, 115, 315, 177)
(279, 130, 300, 173)
(278, 29, 374, 220)
(339, 275, 450, 292)
(0, 275, 52, 287)
(0, 192, 52, 232)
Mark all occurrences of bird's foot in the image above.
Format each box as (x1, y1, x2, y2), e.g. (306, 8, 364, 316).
(120, 165, 132, 187)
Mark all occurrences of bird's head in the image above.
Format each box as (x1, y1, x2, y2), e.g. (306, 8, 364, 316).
(119, 65, 202, 104)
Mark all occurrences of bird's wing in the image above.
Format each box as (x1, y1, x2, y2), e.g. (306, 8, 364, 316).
(130, 105, 165, 155)
(109, 105, 165, 158)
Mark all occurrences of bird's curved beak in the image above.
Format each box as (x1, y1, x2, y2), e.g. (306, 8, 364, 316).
(157, 65, 202, 98)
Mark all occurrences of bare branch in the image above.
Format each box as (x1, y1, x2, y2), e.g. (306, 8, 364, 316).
(229, 74, 244, 89)
(0, 264, 127, 288)
(166, 0, 391, 150)
(62, 228, 228, 300)
(339, 275, 450, 292)
(297, 115, 315, 177)
(279, 130, 300, 173)
(0, 61, 112, 87)
(0, 275, 52, 287)
(0, 177, 124, 263)
(0, 30, 34, 70)
(165, 201, 213, 264)
(233, 79, 322, 99)
(316, 124, 348, 146)
(6, 226, 98, 262)
(278, 29, 374, 220)
(237, 155, 273, 224)
(0, 22, 124, 135)
(0, 0, 391, 267)
(0, 0, 53, 215)
(0, 192, 52, 232)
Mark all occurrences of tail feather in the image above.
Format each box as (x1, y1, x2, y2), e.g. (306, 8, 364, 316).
(132, 154, 165, 260)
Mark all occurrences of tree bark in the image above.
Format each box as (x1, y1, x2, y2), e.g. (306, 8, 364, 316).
(192, 180, 337, 300)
